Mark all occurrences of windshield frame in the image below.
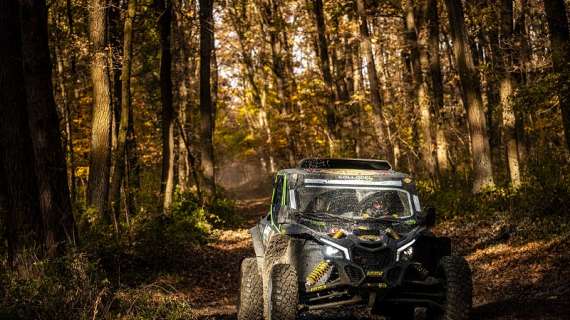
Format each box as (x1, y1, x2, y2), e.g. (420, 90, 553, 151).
(293, 184, 416, 220)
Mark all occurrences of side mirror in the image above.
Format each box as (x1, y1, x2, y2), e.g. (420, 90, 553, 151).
(424, 207, 436, 228)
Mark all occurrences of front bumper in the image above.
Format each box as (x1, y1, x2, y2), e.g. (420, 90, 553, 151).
(300, 258, 444, 311)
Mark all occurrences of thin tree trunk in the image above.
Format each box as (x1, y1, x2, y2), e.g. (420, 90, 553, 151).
(159, 0, 175, 212)
(228, 2, 276, 172)
(258, 0, 297, 164)
(498, 0, 521, 187)
(20, 0, 77, 254)
(404, 0, 436, 178)
(87, 0, 113, 220)
(543, 0, 570, 151)
(111, 0, 136, 225)
(427, 0, 450, 175)
(199, 0, 216, 201)
(443, 0, 495, 192)
(356, 0, 394, 163)
(109, 0, 123, 151)
(54, 44, 77, 204)
(310, 0, 340, 154)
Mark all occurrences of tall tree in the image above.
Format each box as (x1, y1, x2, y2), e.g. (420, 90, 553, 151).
(87, 0, 113, 219)
(309, 0, 340, 154)
(355, 0, 394, 164)
(443, 0, 495, 192)
(543, 0, 570, 150)
(404, 0, 436, 178)
(111, 0, 137, 222)
(228, 0, 276, 172)
(426, 0, 450, 175)
(199, 0, 216, 201)
(20, 0, 77, 254)
(258, 0, 297, 164)
(158, 0, 175, 212)
(0, 0, 43, 261)
(498, 0, 521, 187)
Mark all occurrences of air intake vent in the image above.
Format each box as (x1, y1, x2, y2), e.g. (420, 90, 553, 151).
(352, 247, 394, 271)
(345, 265, 364, 283)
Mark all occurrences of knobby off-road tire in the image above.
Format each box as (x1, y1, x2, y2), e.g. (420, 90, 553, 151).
(238, 258, 263, 320)
(430, 256, 472, 320)
(266, 263, 298, 320)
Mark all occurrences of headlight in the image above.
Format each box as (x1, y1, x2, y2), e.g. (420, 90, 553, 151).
(396, 239, 416, 261)
(320, 238, 350, 260)
(324, 245, 341, 257)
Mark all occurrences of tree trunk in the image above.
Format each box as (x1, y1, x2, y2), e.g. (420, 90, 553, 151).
(87, 0, 113, 219)
(404, 0, 436, 178)
(20, 0, 77, 254)
(0, 0, 44, 261)
(111, 0, 136, 224)
(427, 0, 450, 175)
(443, 0, 495, 192)
(109, 0, 123, 151)
(54, 43, 77, 204)
(258, 0, 297, 164)
(356, 0, 394, 164)
(310, 0, 340, 154)
(228, 2, 276, 172)
(158, 0, 175, 212)
(199, 0, 216, 201)
(498, 0, 522, 187)
(543, 0, 570, 151)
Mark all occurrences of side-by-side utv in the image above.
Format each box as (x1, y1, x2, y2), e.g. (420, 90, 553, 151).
(237, 158, 472, 320)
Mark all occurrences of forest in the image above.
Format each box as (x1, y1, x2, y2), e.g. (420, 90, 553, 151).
(0, 0, 569, 319)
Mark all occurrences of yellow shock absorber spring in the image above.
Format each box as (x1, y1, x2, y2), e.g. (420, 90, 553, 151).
(306, 260, 332, 286)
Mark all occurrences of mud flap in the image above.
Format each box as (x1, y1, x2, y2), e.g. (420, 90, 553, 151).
(249, 225, 265, 270)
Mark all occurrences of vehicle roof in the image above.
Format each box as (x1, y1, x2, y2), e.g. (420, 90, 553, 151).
(276, 158, 411, 182)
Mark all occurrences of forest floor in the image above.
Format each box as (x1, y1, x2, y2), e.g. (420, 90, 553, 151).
(160, 197, 570, 320)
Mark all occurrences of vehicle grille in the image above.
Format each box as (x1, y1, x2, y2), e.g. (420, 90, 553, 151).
(344, 265, 364, 283)
(352, 247, 394, 271)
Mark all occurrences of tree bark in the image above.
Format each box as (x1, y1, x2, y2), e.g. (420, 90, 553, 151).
(54, 43, 77, 204)
(0, 0, 43, 261)
(228, 1, 276, 172)
(310, 0, 340, 154)
(109, 0, 123, 151)
(199, 0, 216, 201)
(20, 0, 77, 254)
(111, 0, 136, 224)
(426, 0, 450, 175)
(87, 0, 113, 219)
(356, 0, 394, 164)
(443, 0, 495, 192)
(404, 0, 436, 178)
(498, 0, 521, 187)
(543, 0, 570, 151)
(158, 0, 175, 212)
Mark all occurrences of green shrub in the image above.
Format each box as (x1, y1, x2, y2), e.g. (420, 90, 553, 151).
(0, 252, 110, 320)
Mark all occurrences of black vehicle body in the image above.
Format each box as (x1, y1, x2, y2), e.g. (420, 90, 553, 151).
(240, 159, 471, 320)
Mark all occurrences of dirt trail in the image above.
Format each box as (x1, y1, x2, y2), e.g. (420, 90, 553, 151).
(186, 198, 570, 320)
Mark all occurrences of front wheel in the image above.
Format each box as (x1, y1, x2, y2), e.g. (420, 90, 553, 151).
(266, 263, 298, 320)
(237, 258, 263, 320)
(429, 256, 472, 320)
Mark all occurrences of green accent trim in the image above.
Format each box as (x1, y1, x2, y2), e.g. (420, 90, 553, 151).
(281, 175, 287, 206)
(270, 174, 283, 231)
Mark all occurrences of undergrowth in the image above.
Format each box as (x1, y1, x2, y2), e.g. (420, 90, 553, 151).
(0, 191, 236, 320)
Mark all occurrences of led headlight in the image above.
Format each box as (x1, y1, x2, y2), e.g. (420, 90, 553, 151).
(396, 239, 416, 261)
(324, 245, 341, 257)
(320, 238, 350, 260)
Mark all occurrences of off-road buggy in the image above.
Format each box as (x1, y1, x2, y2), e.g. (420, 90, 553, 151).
(238, 159, 472, 320)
